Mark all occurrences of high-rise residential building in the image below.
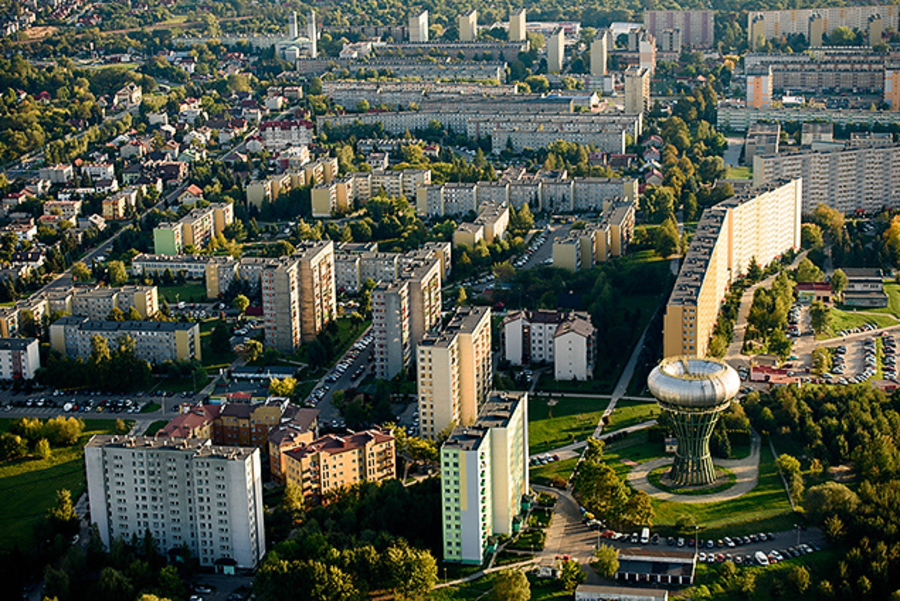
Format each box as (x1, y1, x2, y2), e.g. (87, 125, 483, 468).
(547, 29, 564, 73)
(49, 317, 201, 363)
(0, 338, 40, 380)
(663, 179, 802, 358)
(282, 429, 396, 505)
(886, 62, 900, 110)
(658, 28, 682, 53)
(747, 5, 898, 48)
(459, 10, 477, 42)
(308, 10, 318, 58)
(261, 241, 336, 353)
(372, 252, 442, 379)
(440, 391, 529, 564)
(417, 306, 492, 439)
(590, 31, 609, 77)
(409, 10, 429, 43)
(503, 310, 596, 380)
(644, 10, 714, 48)
(746, 65, 773, 109)
(84, 436, 266, 569)
(869, 13, 883, 46)
(509, 8, 526, 42)
(624, 66, 651, 115)
(753, 144, 900, 214)
(288, 11, 298, 39)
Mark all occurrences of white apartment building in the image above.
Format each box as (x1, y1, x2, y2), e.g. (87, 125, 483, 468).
(409, 10, 429, 43)
(259, 120, 314, 151)
(0, 338, 40, 380)
(503, 310, 597, 380)
(752, 144, 900, 214)
(84, 436, 266, 569)
(417, 306, 492, 439)
(441, 391, 529, 564)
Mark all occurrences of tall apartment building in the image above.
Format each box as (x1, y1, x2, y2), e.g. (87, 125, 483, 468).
(547, 29, 564, 74)
(409, 10, 429, 43)
(509, 8, 526, 42)
(441, 391, 529, 564)
(590, 31, 609, 77)
(282, 429, 395, 505)
(747, 5, 898, 49)
(503, 310, 596, 381)
(372, 253, 442, 380)
(459, 10, 477, 42)
(658, 28, 683, 53)
(628, 30, 657, 74)
(261, 241, 336, 352)
(452, 202, 510, 247)
(886, 62, 900, 110)
(0, 338, 40, 380)
(624, 66, 651, 115)
(663, 179, 802, 357)
(744, 51, 885, 94)
(417, 306, 492, 439)
(84, 436, 266, 569)
(746, 65, 773, 109)
(752, 144, 900, 214)
(644, 10, 714, 48)
(153, 203, 234, 255)
(50, 316, 201, 363)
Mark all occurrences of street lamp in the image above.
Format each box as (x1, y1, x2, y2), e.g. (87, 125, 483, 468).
(795, 523, 802, 547)
(694, 525, 700, 557)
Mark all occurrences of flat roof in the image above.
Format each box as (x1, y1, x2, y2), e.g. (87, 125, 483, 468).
(443, 391, 526, 451)
(86, 434, 256, 460)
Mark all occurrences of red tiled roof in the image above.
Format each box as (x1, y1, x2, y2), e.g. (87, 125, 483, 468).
(157, 404, 221, 438)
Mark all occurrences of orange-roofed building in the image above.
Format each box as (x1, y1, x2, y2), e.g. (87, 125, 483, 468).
(156, 404, 221, 439)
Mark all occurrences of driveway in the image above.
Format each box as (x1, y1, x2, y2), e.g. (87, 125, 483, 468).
(627, 432, 761, 504)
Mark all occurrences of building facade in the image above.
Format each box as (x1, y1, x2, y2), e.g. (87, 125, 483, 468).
(0, 337, 39, 380)
(49, 316, 201, 363)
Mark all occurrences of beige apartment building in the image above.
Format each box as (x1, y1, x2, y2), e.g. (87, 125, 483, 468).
(747, 5, 898, 48)
(753, 144, 900, 214)
(50, 316, 201, 363)
(417, 306, 492, 439)
(624, 66, 651, 115)
(663, 179, 802, 357)
(282, 428, 395, 505)
(552, 200, 635, 270)
(153, 203, 234, 255)
(452, 202, 510, 248)
(644, 10, 715, 47)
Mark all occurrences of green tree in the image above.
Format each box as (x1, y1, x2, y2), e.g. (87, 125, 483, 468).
(830, 268, 847, 301)
(591, 545, 619, 579)
(768, 328, 793, 362)
(281, 480, 305, 523)
(48, 488, 78, 533)
(493, 261, 516, 283)
(243, 339, 263, 362)
(795, 257, 824, 283)
(811, 347, 832, 375)
(801, 223, 824, 249)
(233, 294, 250, 313)
(107, 260, 127, 286)
(384, 542, 438, 600)
(35, 438, 51, 460)
(809, 300, 832, 334)
(269, 377, 297, 397)
(456, 286, 467, 307)
(787, 565, 811, 594)
(96, 567, 133, 601)
(211, 321, 231, 354)
(72, 261, 92, 282)
(803, 482, 859, 522)
(0, 432, 27, 460)
(559, 560, 585, 592)
(490, 569, 530, 601)
(655, 216, 679, 258)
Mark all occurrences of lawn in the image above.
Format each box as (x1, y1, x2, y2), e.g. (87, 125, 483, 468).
(605, 399, 661, 433)
(143, 420, 168, 436)
(816, 308, 897, 340)
(530, 457, 578, 487)
(528, 395, 606, 454)
(725, 165, 752, 179)
(157, 282, 208, 304)
(870, 281, 900, 318)
(0, 418, 122, 550)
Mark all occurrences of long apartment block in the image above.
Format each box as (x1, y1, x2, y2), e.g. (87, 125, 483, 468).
(441, 391, 529, 564)
(153, 203, 234, 255)
(85, 436, 266, 568)
(663, 179, 802, 358)
(452, 202, 509, 248)
(717, 105, 900, 132)
(50, 316, 202, 363)
(322, 80, 518, 109)
(743, 50, 886, 93)
(752, 144, 900, 214)
(747, 5, 897, 47)
(418, 168, 638, 217)
(246, 157, 339, 208)
(417, 306, 492, 439)
(332, 241, 450, 294)
(311, 168, 431, 217)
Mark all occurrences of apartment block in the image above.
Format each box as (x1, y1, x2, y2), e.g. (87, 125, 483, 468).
(717, 105, 900, 131)
(453, 202, 509, 247)
(458, 10, 477, 42)
(744, 51, 885, 94)
(282, 429, 395, 505)
(644, 10, 714, 47)
(752, 144, 900, 214)
(658, 28, 683, 53)
(71, 285, 159, 320)
(547, 29, 564, 73)
(259, 119, 314, 150)
(0, 338, 40, 380)
(441, 391, 529, 563)
(509, 8, 526, 42)
(551, 200, 635, 269)
(132, 254, 211, 280)
(590, 31, 609, 77)
(409, 10, 429, 43)
(153, 204, 234, 255)
(417, 306, 492, 439)
(886, 62, 900, 110)
(747, 5, 898, 48)
(267, 407, 320, 484)
(503, 310, 596, 380)
(624, 66, 651, 115)
(84, 436, 266, 568)
(744, 122, 780, 163)
(746, 65, 773, 109)
(50, 316, 201, 363)
(663, 179, 802, 357)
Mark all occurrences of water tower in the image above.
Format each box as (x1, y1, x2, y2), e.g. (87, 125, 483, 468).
(647, 356, 740, 486)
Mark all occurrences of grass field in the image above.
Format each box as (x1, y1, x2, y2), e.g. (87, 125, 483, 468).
(431, 573, 570, 601)
(157, 282, 208, 304)
(870, 281, 900, 318)
(143, 420, 167, 436)
(725, 165, 752, 180)
(605, 399, 660, 433)
(0, 418, 121, 549)
(530, 457, 579, 487)
(528, 395, 606, 454)
(816, 308, 897, 340)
